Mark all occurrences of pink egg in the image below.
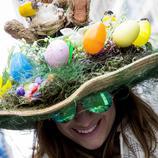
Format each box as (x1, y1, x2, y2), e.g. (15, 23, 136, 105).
(44, 40, 69, 67)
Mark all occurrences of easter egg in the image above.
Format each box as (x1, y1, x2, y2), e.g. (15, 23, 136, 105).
(44, 40, 69, 67)
(35, 77, 43, 85)
(133, 19, 151, 47)
(25, 82, 40, 98)
(112, 20, 140, 47)
(83, 22, 107, 55)
(10, 53, 33, 83)
(29, 83, 39, 95)
(16, 86, 25, 96)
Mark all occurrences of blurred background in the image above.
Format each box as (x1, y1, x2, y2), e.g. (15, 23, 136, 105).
(0, 0, 158, 157)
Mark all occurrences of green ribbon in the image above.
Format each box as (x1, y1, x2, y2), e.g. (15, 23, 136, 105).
(67, 41, 74, 64)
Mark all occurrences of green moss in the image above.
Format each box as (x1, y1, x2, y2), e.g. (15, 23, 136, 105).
(0, 38, 156, 110)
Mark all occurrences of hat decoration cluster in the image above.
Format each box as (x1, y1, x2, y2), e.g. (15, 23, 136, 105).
(4, 0, 90, 43)
(0, 11, 153, 110)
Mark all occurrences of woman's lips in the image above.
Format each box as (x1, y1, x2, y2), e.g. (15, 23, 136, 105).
(72, 119, 101, 135)
(74, 124, 97, 134)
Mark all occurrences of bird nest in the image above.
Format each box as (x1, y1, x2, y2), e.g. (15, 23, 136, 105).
(29, 3, 66, 36)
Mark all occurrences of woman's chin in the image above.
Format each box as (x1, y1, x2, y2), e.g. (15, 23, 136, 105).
(81, 138, 105, 150)
(72, 118, 108, 150)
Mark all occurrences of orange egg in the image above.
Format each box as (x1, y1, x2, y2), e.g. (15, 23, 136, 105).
(83, 22, 107, 55)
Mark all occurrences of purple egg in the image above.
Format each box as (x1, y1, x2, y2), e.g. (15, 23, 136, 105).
(44, 40, 69, 67)
(16, 86, 25, 96)
(35, 77, 43, 85)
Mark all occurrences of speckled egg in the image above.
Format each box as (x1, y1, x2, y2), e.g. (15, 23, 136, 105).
(44, 40, 69, 67)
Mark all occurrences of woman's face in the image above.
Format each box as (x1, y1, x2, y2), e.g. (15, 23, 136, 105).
(56, 103, 116, 150)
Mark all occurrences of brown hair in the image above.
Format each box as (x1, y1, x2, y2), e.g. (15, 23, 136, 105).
(33, 86, 158, 158)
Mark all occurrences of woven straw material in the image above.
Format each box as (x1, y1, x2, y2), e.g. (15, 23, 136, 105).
(30, 18, 66, 35)
(29, 3, 66, 36)
(0, 52, 158, 129)
(29, 0, 91, 36)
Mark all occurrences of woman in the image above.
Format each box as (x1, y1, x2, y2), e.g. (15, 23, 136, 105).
(0, 0, 158, 158)
(33, 85, 158, 158)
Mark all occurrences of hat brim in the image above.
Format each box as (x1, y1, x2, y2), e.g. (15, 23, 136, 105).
(0, 52, 158, 129)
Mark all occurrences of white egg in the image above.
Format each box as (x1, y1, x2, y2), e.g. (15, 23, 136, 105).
(44, 40, 69, 67)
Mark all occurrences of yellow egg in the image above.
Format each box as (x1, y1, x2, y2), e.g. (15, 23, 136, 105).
(112, 20, 140, 47)
(133, 19, 151, 47)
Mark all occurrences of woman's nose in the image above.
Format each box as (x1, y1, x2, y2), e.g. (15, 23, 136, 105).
(74, 104, 93, 125)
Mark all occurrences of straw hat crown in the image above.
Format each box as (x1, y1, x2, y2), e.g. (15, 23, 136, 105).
(0, 15, 158, 129)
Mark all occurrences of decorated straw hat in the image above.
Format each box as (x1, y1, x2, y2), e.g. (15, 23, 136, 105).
(4, 0, 90, 43)
(0, 15, 158, 129)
